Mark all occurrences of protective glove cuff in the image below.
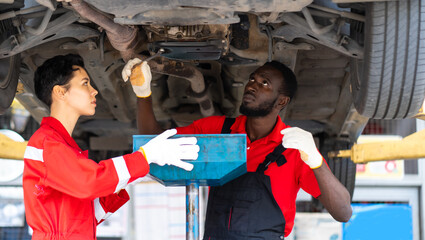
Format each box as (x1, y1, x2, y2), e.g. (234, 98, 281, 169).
(139, 146, 150, 164)
(307, 155, 323, 169)
(133, 86, 152, 98)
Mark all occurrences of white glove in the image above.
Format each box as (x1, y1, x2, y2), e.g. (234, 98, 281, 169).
(121, 58, 152, 98)
(280, 127, 323, 169)
(139, 129, 199, 171)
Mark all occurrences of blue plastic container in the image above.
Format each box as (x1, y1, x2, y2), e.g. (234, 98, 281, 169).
(133, 134, 247, 186)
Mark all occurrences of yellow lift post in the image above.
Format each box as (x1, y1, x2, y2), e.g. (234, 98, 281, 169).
(328, 128, 425, 164)
(329, 105, 425, 163)
(0, 133, 27, 160)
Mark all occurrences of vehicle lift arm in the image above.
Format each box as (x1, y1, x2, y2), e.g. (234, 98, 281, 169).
(329, 110, 425, 163)
(328, 128, 425, 163)
(0, 133, 27, 160)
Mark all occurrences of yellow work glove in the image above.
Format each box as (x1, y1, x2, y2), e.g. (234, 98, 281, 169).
(121, 58, 152, 98)
(280, 127, 323, 169)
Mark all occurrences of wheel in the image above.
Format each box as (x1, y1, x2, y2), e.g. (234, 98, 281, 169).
(320, 138, 356, 200)
(0, 18, 21, 115)
(350, 0, 425, 119)
(0, 55, 20, 115)
(312, 138, 355, 211)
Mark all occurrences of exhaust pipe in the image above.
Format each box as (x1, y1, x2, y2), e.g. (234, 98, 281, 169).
(69, 0, 141, 61)
(67, 0, 214, 116)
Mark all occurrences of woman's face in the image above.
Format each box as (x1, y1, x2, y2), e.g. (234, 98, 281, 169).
(63, 66, 98, 116)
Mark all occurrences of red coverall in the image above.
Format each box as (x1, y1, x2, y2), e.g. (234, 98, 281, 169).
(23, 117, 150, 240)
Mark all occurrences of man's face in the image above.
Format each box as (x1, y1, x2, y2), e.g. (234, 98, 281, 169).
(239, 65, 284, 117)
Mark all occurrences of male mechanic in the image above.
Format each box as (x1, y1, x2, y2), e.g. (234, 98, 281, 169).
(122, 59, 352, 239)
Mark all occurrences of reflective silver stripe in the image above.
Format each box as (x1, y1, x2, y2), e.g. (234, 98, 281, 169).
(94, 198, 106, 223)
(112, 156, 131, 193)
(24, 146, 44, 162)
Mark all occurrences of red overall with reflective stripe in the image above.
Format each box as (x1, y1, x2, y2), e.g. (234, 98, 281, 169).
(23, 117, 150, 240)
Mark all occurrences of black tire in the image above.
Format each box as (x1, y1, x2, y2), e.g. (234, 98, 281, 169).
(321, 138, 356, 200)
(351, 0, 425, 119)
(0, 19, 21, 115)
(0, 55, 20, 115)
(312, 138, 355, 211)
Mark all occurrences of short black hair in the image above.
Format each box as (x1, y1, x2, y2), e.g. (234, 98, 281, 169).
(263, 61, 297, 101)
(34, 54, 84, 107)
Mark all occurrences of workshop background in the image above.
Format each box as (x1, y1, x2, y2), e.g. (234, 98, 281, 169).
(0, 101, 423, 240)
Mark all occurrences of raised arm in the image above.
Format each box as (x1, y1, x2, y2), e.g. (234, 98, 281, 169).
(313, 163, 352, 222)
(137, 97, 164, 134)
(26, 128, 199, 201)
(281, 127, 352, 222)
(122, 59, 164, 134)
(33, 139, 149, 199)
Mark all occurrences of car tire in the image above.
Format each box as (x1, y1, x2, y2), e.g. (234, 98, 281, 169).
(0, 55, 20, 115)
(0, 18, 21, 115)
(351, 0, 425, 119)
(312, 138, 355, 211)
(321, 138, 356, 200)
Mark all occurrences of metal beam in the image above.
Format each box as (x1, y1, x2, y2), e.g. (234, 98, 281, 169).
(0, 133, 27, 160)
(328, 128, 425, 164)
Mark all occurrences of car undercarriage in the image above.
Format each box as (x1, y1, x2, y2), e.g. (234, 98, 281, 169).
(1, 0, 424, 196)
